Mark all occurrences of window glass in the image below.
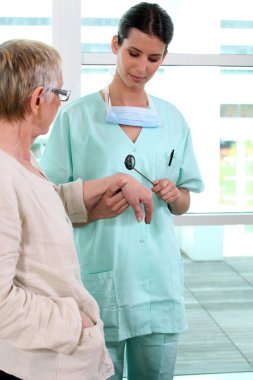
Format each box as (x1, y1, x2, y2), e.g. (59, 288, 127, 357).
(224, 225, 253, 256)
(0, 0, 52, 44)
(81, 0, 253, 54)
(0, 0, 53, 157)
(81, 65, 253, 214)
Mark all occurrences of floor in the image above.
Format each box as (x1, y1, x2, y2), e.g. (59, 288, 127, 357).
(175, 256, 253, 378)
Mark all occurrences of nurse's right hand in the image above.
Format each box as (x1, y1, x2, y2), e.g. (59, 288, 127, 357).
(121, 174, 153, 224)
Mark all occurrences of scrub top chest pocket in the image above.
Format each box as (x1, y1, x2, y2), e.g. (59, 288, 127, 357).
(155, 151, 182, 184)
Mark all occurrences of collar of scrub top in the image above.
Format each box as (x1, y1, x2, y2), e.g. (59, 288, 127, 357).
(104, 85, 161, 128)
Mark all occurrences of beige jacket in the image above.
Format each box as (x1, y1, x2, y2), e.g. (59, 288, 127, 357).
(0, 149, 114, 380)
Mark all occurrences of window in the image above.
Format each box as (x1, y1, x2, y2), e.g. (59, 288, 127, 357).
(2, 0, 251, 252)
(0, 0, 53, 156)
(80, 0, 253, 216)
(0, 0, 52, 44)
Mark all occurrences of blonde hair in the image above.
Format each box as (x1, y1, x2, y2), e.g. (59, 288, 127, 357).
(0, 39, 62, 122)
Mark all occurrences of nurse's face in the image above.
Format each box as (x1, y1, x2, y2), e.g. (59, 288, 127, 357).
(112, 28, 166, 90)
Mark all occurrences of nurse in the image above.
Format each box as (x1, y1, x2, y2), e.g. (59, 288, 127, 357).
(41, 2, 204, 379)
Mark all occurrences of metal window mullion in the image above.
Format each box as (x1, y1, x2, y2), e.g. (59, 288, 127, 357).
(52, 0, 81, 101)
(81, 52, 253, 67)
(173, 213, 253, 226)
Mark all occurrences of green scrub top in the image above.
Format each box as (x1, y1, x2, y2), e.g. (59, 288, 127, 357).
(40, 91, 204, 342)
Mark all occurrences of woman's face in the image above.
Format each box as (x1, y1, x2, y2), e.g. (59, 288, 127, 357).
(44, 86, 62, 131)
(31, 75, 63, 140)
(112, 28, 166, 90)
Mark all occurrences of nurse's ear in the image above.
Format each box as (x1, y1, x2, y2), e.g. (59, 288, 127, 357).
(111, 35, 119, 54)
(161, 51, 168, 64)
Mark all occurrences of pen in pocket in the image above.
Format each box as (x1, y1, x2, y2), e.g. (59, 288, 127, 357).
(168, 149, 174, 166)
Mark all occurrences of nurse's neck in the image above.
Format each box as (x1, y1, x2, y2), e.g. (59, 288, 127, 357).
(109, 80, 148, 107)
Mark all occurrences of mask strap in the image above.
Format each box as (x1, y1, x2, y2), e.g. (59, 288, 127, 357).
(103, 85, 112, 111)
(147, 94, 156, 111)
(105, 86, 156, 112)
(147, 94, 160, 122)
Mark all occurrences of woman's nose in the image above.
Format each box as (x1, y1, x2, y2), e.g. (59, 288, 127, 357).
(136, 56, 148, 72)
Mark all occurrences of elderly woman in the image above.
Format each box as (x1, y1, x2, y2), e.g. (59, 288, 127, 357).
(0, 39, 153, 380)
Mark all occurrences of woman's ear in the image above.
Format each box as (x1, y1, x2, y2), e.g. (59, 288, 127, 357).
(30, 87, 44, 115)
(111, 35, 119, 54)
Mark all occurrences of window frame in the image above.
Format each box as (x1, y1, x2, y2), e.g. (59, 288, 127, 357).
(53, 0, 253, 227)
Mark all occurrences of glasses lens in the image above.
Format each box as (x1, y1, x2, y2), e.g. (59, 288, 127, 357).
(52, 88, 70, 102)
(58, 92, 67, 101)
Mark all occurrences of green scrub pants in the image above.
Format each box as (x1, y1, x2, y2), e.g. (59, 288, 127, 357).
(107, 333, 180, 380)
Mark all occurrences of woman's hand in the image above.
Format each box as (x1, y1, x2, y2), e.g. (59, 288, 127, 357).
(83, 173, 153, 224)
(88, 180, 129, 222)
(120, 174, 153, 224)
(80, 311, 95, 328)
(88, 175, 154, 224)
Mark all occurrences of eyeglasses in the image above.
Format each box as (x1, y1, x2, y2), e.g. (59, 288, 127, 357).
(51, 88, 71, 102)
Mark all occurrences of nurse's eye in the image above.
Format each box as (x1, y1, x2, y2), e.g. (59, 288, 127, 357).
(148, 56, 162, 63)
(129, 50, 139, 58)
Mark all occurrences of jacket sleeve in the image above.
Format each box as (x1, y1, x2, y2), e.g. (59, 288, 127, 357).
(0, 178, 82, 354)
(176, 128, 204, 193)
(40, 108, 74, 185)
(40, 108, 88, 223)
(54, 179, 88, 223)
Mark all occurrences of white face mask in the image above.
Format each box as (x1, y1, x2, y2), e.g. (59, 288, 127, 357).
(104, 86, 161, 128)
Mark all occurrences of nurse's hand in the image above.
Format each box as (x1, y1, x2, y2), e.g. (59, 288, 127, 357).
(88, 179, 129, 222)
(120, 175, 153, 224)
(152, 179, 190, 215)
(152, 178, 180, 203)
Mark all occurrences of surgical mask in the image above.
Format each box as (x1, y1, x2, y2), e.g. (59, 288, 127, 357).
(104, 86, 161, 128)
